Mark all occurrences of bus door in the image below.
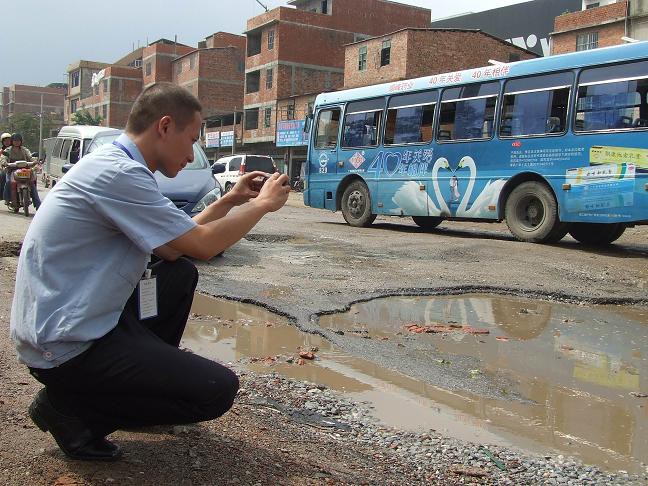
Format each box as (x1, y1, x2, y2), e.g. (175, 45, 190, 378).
(338, 99, 385, 212)
(436, 82, 499, 218)
(308, 106, 343, 210)
(379, 91, 438, 217)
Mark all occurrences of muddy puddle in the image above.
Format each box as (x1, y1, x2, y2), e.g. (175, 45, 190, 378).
(183, 293, 648, 473)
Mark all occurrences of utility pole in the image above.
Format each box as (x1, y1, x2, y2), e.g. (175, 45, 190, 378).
(255, 0, 269, 12)
(232, 108, 237, 155)
(38, 93, 44, 160)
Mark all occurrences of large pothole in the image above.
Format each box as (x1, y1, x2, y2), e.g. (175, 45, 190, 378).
(182, 293, 648, 474)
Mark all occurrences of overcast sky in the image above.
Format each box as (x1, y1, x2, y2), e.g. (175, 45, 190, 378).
(3, 0, 529, 88)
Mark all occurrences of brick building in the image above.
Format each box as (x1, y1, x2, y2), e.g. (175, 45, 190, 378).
(344, 29, 538, 89)
(65, 35, 246, 134)
(551, 0, 648, 55)
(78, 66, 144, 129)
(65, 60, 110, 124)
(1, 84, 66, 125)
(240, 0, 431, 168)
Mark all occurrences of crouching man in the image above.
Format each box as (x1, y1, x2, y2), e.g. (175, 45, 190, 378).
(10, 82, 290, 460)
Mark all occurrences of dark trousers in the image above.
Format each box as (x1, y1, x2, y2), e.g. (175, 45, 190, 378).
(29, 258, 239, 437)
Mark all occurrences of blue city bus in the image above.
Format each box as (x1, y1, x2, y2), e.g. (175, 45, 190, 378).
(303, 42, 648, 244)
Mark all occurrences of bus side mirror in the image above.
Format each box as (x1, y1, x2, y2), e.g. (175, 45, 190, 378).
(304, 114, 313, 134)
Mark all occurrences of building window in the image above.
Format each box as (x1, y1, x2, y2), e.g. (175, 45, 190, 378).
(576, 32, 599, 51)
(586, 2, 599, 9)
(71, 71, 80, 88)
(266, 68, 274, 89)
(245, 108, 259, 130)
(70, 99, 78, 113)
(246, 71, 261, 93)
(145, 62, 152, 76)
(380, 40, 391, 67)
(321, 0, 328, 14)
(267, 30, 275, 50)
(264, 107, 272, 128)
(103, 79, 108, 93)
(176, 61, 182, 75)
(307, 101, 314, 115)
(189, 55, 195, 70)
(358, 46, 367, 71)
(102, 104, 107, 120)
(287, 103, 295, 120)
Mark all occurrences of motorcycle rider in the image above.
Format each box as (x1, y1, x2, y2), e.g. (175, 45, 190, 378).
(1, 133, 41, 209)
(0, 133, 12, 203)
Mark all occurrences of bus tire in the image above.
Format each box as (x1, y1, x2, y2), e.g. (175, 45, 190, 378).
(412, 216, 442, 230)
(569, 223, 626, 246)
(505, 181, 566, 243)
(341, 180, 376, 227)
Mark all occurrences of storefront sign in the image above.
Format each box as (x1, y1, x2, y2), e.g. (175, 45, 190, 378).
(276, 120, 308, 147)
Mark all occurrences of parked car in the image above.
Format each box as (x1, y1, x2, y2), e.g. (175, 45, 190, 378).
(81, 130, 222, 215)
(210, 154, 277, 193)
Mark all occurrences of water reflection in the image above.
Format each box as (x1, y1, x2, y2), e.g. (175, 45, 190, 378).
(184, 293, 648, 473)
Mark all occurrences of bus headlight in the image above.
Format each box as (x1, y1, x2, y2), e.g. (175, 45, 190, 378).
(191, 187, 221, 213)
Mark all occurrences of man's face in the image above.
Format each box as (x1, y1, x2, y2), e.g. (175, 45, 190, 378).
(158, 112, 202, 178)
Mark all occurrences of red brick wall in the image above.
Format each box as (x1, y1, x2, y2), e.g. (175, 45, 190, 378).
(197, 49, 245, 116)
(554, 0, 628, 32)
(551, 2, 628, 55)
(247, 0, 430, 36)
(552, 22, 626, 54)
(344, 30, 537, 89)
(208, 32, 246, 51)
(142, 44, 195, 87)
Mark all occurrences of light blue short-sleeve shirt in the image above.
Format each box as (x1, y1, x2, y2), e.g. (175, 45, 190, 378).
(10, 133, 197, 368)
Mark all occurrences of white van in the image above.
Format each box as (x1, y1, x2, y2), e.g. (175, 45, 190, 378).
(211, 154, 277, 193)
(46, 125, 121, 185)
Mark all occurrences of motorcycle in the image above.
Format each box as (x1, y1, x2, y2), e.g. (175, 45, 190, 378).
(4, 160, 36, 216)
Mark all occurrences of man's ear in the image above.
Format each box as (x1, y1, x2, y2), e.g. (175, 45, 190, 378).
(158, 116, 173, 138)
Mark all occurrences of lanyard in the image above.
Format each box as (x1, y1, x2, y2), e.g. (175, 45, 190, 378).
(112, 141, 134, 160)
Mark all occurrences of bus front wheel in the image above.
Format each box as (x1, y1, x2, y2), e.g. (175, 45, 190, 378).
(569, 223, 626, 246)
(412, 216, 442, 230)
(341, 181, 376, 227)
(505, 181, 568, 243)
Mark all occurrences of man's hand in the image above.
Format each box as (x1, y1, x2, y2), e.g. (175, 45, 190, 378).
(222, 171, 270, 206)
(253, 172, 290, 212)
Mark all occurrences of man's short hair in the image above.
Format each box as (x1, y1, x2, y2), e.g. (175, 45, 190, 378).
(126, 83, 202, 135)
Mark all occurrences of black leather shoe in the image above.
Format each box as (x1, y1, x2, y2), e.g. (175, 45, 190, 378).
(28, 389, 122, 461)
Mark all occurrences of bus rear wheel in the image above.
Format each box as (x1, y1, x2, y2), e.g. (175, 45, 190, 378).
(569, 223, 626, 246)
(505, 181, 567, 243)
(341, 180, 376, 227)
(412, 216, 442, 230)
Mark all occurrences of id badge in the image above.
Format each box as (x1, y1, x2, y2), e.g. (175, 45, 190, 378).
(138, 270, 158, 320)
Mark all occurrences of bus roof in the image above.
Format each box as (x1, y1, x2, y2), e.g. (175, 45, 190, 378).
(315, 41, 648, 107)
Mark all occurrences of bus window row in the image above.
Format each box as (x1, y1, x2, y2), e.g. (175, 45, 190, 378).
(313, 59, 648, 150)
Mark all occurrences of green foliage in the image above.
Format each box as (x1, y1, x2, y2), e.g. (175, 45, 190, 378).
(0, 113, 53, 152)
(71, 109, 102, 126)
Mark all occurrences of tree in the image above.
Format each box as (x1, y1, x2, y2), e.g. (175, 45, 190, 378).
(71, 109, 102, 126)
(0, 113, 54, 152)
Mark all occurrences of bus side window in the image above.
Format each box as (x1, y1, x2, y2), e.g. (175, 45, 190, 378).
(575, 60, 648, 132)
(341, 98, 385, 148)
(385, 90, 437, 146)
(499, 72, 573, 138)
(438, 82, 499, 142)
(315, 109, 341, 149)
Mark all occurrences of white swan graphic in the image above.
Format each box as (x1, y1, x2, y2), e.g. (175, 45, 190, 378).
(455, 156, 506, 218)
(392, 157, 451, 216)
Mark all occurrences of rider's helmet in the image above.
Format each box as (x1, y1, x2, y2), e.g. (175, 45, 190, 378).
(1, 133, 10, 145)
(11, 133, 23, 144)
